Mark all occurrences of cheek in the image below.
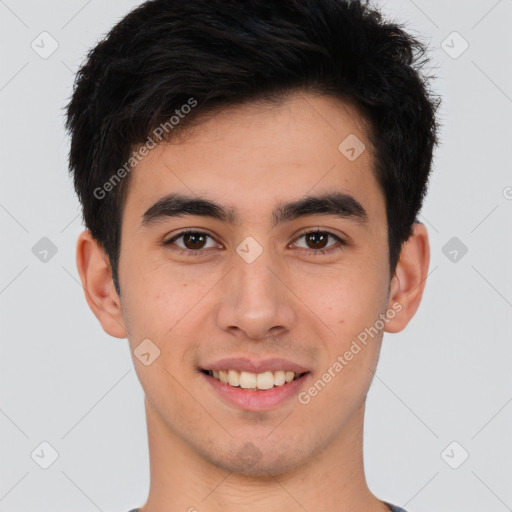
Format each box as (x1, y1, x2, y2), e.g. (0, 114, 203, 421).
(302, 280, 386, 412)
(120, 249, 214, 337)
(289, 258, 388, 333)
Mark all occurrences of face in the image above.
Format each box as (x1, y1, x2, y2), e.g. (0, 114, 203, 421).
(108, 91, 400, 475)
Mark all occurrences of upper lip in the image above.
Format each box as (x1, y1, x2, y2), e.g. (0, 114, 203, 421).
(201, 357, 310, 374)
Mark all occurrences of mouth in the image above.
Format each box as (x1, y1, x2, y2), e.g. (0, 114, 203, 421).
(199, 357, 312, 410)
(200, 368, 309, 391)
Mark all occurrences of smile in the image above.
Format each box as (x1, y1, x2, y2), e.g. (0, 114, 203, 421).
(203, 369, 307, 391)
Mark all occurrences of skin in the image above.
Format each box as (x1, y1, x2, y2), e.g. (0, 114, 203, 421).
(76, 91, 429, 512)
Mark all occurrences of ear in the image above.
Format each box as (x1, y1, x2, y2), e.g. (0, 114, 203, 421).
(76, 230, 127, 338)
(385, 223, 430, 333)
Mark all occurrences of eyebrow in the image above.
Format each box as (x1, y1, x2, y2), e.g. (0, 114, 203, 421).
(141, 191, 368, 228)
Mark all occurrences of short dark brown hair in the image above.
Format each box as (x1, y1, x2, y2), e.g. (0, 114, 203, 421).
(65, 0, 440, 293)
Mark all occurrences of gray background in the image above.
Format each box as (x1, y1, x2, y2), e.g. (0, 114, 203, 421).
(1, 0, 511, 511)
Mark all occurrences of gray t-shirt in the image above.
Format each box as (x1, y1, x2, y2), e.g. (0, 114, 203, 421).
(128, 501, 408, 511)
(386, 503, 409, 512)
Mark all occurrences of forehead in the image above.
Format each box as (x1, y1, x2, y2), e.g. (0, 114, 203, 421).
(122, 91, 385, 226)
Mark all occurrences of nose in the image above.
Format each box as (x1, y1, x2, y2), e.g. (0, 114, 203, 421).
(215, 247, 296, 341)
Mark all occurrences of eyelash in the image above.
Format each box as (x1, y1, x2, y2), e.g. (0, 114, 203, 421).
(163, 229, 346, 257)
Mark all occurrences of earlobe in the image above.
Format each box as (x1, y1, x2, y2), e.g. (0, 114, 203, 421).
(385, 223, 430, 333)
(75, 230, 127, 339)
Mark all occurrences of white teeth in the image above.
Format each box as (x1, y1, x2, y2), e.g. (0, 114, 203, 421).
(239, 371, 257, 389)
(228, 369, 240, 387)
(208, 369, 304, 390)
(274, 370, 286, 386)
(256, 371, 274, 390)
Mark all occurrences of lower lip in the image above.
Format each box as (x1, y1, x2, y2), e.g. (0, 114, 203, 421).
(201, 371, 310, 411)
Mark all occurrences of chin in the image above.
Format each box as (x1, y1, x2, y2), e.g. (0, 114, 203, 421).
(206, 440, 306, 477)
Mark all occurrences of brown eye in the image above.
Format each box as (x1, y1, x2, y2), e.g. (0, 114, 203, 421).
(305, 232, 329, 249)
(182, 232, 207, 250)
(165, 231, 219, 252)
(293, 230, 344, 253)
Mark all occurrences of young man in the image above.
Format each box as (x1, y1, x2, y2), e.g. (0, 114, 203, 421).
(65, 0, 439, 511)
